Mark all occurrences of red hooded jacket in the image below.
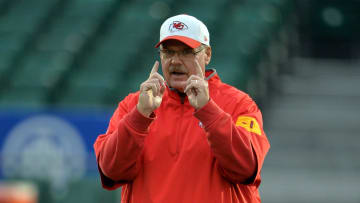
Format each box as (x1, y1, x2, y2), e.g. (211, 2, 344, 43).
(94, 69, 270, 203)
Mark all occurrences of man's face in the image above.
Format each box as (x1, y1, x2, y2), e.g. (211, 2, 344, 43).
(160, 40, 211, 92)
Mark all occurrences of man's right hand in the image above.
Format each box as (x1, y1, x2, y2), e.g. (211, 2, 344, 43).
(137, 61, 165, 117)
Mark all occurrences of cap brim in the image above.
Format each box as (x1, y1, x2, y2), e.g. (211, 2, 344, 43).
(154, 36, 201, 49)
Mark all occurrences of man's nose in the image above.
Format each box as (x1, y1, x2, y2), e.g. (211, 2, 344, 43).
(171, 53, 182, 64)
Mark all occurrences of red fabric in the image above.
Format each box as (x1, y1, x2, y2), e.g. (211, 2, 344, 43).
(94, 70, 270, 203)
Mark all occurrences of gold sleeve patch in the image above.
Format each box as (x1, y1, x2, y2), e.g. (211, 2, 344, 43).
(235, 116, 262, 136)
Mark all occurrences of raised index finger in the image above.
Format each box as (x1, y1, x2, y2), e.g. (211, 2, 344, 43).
(194, 59, 204, 78)
(149, 61, 159, 77)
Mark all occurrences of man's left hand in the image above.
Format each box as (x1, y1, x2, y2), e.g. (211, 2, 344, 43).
(184, 59, 209, 110)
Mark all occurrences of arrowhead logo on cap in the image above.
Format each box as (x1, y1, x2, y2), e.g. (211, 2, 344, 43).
(169, 21, 188, 32)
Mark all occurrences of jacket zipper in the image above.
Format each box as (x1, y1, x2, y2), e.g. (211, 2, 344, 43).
(175, 93, 186, 159)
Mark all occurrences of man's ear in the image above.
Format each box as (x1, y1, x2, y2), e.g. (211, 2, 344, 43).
(205, 46, 212, 65)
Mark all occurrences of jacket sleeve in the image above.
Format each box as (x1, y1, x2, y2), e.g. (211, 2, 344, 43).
(93, 94, 154, 190)
(194, 95, 270, 185)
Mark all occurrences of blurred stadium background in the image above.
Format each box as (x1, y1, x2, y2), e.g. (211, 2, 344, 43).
(0, 0, 359, 202)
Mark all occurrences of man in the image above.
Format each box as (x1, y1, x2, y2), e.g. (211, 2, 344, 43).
(94, 14, 270, 203)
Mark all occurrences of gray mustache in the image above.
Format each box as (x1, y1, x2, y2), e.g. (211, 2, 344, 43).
(169, 66, 187, 73)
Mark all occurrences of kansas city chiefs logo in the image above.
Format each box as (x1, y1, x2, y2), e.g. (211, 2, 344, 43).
(169, 21, 188, 32)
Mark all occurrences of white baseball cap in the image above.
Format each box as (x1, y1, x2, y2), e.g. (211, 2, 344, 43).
(155, 14, 210, 49)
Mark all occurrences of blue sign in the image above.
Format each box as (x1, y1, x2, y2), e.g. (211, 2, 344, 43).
(0, 108, 113, 187)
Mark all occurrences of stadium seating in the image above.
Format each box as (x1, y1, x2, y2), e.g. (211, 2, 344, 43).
(0, 1, 294, 202)
(0, 0, 293, 109)
(0, 0, 60, 107)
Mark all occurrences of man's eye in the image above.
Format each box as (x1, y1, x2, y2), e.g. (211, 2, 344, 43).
(183, 50, 193, 55)
(167, 50, 175, 55)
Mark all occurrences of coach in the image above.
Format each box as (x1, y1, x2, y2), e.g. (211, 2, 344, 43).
(94, 14, 270, 203)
